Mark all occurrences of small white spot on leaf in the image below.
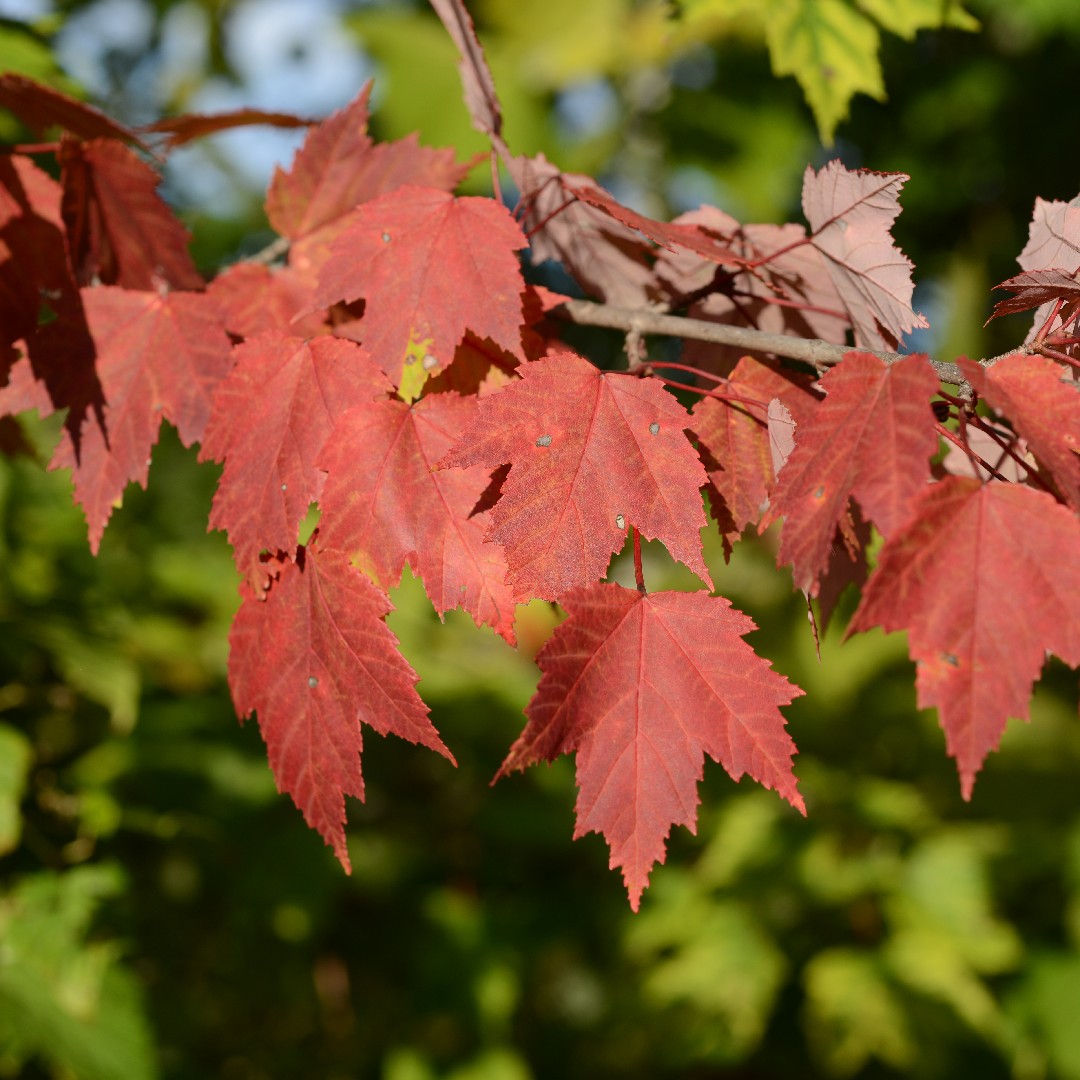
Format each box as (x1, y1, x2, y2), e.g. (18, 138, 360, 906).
(649, 422, 660, 435)
(615, 514, 626, 530)
(536, 434, 552, 447)
(308, 676, 319, 688)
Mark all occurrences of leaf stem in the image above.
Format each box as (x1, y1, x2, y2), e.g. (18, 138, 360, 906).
(632, 527, 646, 594)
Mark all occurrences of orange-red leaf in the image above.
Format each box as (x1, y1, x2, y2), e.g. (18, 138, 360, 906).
(314, 186, 525, 387)
(498, 583, 804, 909)
(318, 392, 517, 643)
(201, 332, 391, 576)
(958, 354, 1080, 511)
(228, 542, 453, 870)
(849, 478, 1080, 798)
(440, 351, 713, 600)
(764, 351, 939, 593)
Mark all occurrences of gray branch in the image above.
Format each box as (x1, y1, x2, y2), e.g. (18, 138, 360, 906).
(555, 298, 1025, 386)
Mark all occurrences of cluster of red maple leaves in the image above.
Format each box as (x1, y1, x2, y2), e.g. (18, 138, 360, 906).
(0, 0, 1077, 909)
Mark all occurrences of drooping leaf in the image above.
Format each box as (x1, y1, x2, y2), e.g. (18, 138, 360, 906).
(48, 287, 232, 551)
(266, 84, 472, 275)
(849, 477, 1080, 798)
(228, 542, 453, 870)
(429, 0, 503, 140)
(690, 356, 817, 550)
(497, 582, 804, 909)
(440, 351, 713, 600)
(59, 136, 203, 291)
(958, 354, 1080, 510)
(314, 185, 526, 390)
(201, 332, 391, 577)
(803, 161, 927, 349)
(0, 72, 142, 144)
(763, 351, 939, 594)
(318, 391, 516, 643)
(986, 269, 1080, 323)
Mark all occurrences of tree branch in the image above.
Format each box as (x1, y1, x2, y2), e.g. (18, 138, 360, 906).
(554, 298, 1026, 386)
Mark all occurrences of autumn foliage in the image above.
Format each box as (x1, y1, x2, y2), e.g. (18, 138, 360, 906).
(1, 2, 1078, 911)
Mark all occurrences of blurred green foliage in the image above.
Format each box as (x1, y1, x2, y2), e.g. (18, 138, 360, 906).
(2, 1, 1080, 1078)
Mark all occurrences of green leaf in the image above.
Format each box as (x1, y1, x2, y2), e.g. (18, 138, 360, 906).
(0, 723, 31, 856)
(857, 0, 979, 39)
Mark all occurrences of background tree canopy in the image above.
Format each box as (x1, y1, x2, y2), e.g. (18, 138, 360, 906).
(1, 1, 1079, 1078)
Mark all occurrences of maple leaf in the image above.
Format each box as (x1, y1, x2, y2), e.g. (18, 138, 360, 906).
(849, 477, 1080, 798)
(958, 354, 1080, 511)
(763, 351, 939, 594)
(318, 392, 516, 643)
(986, 269, 1080, 323)
(228, 542, 453, 871)
(266, 85, 472, 276)
(200, 332, 391, 577)
(509, 153, 656, 308)
(47, 287, 232, 551)
(314, 185, 526, 392)
(429, 0, 503, 141)
(691, 356, 819, 551)
(59, 136, 203, 291)
(141, 107, 313, 149)
(440, 351, 713, 601)
(497, 582, 804, 910)
(803, 161, 927, 349)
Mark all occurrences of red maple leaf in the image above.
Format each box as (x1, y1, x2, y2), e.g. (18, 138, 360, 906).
(497, 582, 804, 909)
(200, 332, 391, 577)
(763, 351, 939, 593)
(228, 542, 454, 870)
(46, 287, 232, 551)
(959, 354, 1080, 511)
(266, 87, 473, 275)
(429, 0, 503, 140)
(849, 477, 1080, 798)
(802, 161, 927, 349)
(690, 356, 818, 550)
(142, 107, 313, 149)
(318, 392, 517, 643)
(1014, 197, 1080, 345)
(440, 351, 713, 601)
(314, 186, 526, 387)
(59, 136, 202, 291)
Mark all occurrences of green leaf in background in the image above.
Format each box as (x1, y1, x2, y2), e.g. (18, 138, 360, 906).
(0, 724, 31, 856)
(0, 865, 157, 1080)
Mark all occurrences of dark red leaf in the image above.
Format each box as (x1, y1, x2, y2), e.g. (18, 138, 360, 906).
(0, 73, 142, 144)
(318, 392, 516, 643)
(142, 107, 313, 149)
(429, 0, 503, 140)
(986, 269, 1080, 323)
(229, 541, 453, 870)
(440, 351, 713, 600)
(59, 136, 202, 291)
(849, 478, 1080, 798)
(497, 582, 804, 909)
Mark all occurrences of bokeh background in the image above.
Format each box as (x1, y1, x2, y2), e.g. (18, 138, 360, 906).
(1, 1, 1080, 1077)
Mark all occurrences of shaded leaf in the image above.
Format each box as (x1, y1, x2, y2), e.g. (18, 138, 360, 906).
(228, 542, 453, 870)
(849, 478, 1080, 798)
(206, 262, 327, 340)
(497, 582, 804, 910)
(59, 136, 202, 291)
(201, 332, 391, 577)
(429, 0, 503, 140)
(803, 161, 927, 349)
(0, 72, 142, 144)
(987, 269, 1080, 323)
(318, 392, 517, 643)
(440, 351, 712, 600)
(764, 351, 938, 594)
(142, 107, 313, 149)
